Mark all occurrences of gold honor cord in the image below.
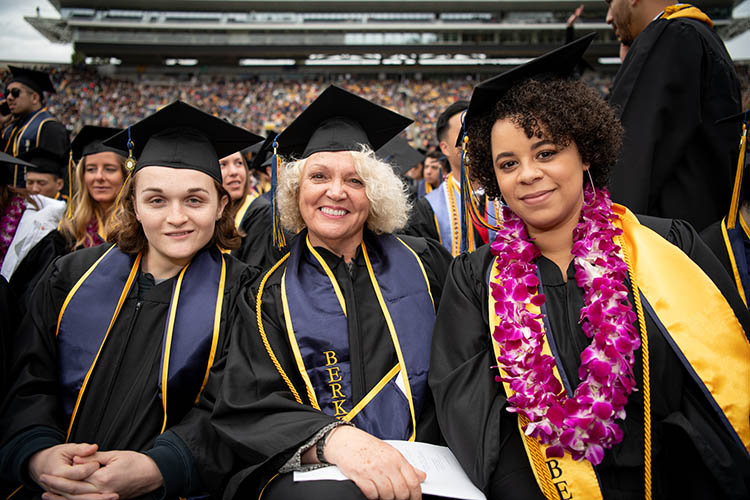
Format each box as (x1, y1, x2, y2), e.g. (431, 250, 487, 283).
(445, 176, 462, 256)
(255, 253, 304, 405)
(277, 239, 428, 440)
(614, 205, 750, 452)
(615, 224, 652, 500)
(720, 217, 748, 306)
(727, 121, 747, 230)
(488, 256, 604, 500)
(281, 269, 322, 409)
(57, 250, 143, 439)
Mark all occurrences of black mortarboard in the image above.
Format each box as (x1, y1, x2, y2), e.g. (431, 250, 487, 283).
(71, 126, 126, 163)
(103, 101, 264, 183)
(0, 151, 35, 185)
(248, 132, 278, 172)
(277, 85, 413, 159)
(458, 32, 597, 146)
(20, 148, 66, 177)
(8, 66, 56, 96)
(376, 136, 424, 176)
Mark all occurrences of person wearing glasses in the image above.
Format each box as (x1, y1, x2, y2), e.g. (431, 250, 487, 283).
(0, 67, 69, 187)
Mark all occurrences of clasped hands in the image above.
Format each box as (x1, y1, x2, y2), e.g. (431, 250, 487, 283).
(28, 443, 164, 500)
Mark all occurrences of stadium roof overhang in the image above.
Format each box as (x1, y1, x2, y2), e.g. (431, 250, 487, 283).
(49, 0, 737, 13)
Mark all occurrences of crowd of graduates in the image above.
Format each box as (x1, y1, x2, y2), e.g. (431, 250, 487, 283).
(1, 2, 750, 500)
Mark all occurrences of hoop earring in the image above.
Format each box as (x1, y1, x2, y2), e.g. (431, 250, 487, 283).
(586, 169, 595, 188)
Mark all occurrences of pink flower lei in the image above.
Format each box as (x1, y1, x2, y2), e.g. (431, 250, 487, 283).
(489, 184, 639, 465)
(0, 194, 26, 264)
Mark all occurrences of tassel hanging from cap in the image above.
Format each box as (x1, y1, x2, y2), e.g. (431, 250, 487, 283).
(125, 126, 136, 172)
(727, 112, 748, 230)
(270, 134, 286, 250)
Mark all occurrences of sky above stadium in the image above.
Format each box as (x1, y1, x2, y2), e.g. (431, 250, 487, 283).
(1, 1, 72, 63)
(0, 0, 748, 64)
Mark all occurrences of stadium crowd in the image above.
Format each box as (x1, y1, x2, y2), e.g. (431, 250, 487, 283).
(1, 66, 619, 149)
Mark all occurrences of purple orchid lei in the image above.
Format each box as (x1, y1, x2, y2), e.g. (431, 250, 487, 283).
(85, 216, 104, 248)
(0, 195, 26, 264)
(489, 184, 639, 465)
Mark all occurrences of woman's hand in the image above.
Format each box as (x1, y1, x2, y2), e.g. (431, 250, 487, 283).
(28, 443, 101, 491)
(323, 426, 426, 500)
(39, 451, 163, 500)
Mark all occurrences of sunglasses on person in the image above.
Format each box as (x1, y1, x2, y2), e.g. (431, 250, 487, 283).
(5, 88, 23, 98)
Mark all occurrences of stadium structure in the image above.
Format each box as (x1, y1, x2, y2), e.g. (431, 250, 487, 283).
(26, 0, 743, 75)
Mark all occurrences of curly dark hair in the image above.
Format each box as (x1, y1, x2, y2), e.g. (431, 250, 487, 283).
(107, 174, 240, 254)
(466, 77, 622, 199)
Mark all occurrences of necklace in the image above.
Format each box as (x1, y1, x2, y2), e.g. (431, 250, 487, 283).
(490, 185, 639, 465)
(0, 195, 26, 264)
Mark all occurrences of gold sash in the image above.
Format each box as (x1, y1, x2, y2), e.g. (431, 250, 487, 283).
(488, 205, 750, 499)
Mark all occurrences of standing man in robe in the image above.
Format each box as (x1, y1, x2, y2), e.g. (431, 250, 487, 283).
(1, 67, 69, 188)
(606, 0, 742, 231)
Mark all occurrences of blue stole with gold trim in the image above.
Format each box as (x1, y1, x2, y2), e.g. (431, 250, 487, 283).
(425, 181, 454, 254)
(282, 233, 434, 440)
(57, 245, 225, 426)
(722, 216, 750, 304)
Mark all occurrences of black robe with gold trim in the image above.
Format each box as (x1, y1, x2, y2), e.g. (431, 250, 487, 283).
(0, 244, 256, 500)
(177, 231, 451, 499)
(429, 216, 750, 499)
(232, 195, 294, 272)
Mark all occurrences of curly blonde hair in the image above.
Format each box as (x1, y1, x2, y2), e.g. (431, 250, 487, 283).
(277, 146, 410, 235)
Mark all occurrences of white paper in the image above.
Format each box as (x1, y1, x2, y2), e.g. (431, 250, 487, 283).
(293, 440, 486, 500)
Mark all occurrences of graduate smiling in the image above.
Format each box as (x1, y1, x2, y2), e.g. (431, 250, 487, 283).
(0, 101, 263, 500)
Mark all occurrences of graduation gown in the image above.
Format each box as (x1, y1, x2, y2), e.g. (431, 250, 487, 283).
(607, 15, 741, 232)
(232, 195, 294, 272)
(0, 244, 256, 500)
(429, 216, 750, 500)
(9, 230, 75, 319)
(0, 109, 69, 187)
(206, 230, 451, 499)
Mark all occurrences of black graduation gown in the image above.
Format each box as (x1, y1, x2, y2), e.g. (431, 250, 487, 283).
(204, 231, 451, 499)
(402, 197, 440, 242)
(0, 276, 18, 407)
(0, 244, 256, 500)
(232, 195, 294, 272)
(429, 217, 750, 500)
(699, 220, 734, 284)
(607, 16, 741, 232)
(8, 229, 70, 318)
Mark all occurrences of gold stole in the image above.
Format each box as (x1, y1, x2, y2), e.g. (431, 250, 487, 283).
(487, 204, 750, 499)
(234, 192, 259, 229)
(488, 272, 603, 500)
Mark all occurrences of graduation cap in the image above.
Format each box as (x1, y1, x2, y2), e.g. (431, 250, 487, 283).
(718, 110, 749, 230)
(248, 132, 278, 172)
(376, 136, 424, 177)
(453, 33, 596, 253)
(458, 32, 597, 147)
(276, 85, 413, 159)
(71, 126, 126, 163)
(8, 66, 56, 96)
(20, 148, 66, 177)
(0, 151, 35, 185)
(103, 101, 264, 183)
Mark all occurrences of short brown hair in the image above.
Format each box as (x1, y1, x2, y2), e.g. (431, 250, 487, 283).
(107, 174, 240, 254)
(467, 77, 622, 199)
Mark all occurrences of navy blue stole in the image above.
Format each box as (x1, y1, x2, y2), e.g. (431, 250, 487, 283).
(57, 245, 226, 437)
(721, 216, 750, 305)
(281, 233, 434, 440)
